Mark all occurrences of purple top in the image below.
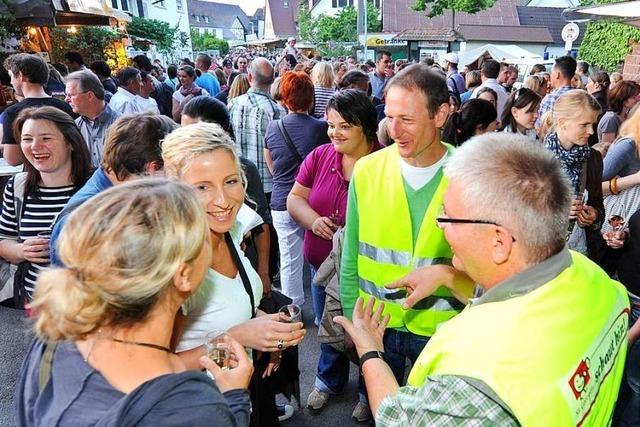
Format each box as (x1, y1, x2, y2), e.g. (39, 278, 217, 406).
(296, 142, 381, 269)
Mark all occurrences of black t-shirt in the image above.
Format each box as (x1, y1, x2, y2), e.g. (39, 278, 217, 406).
(618, 210, 640, 295)
(2, 97, 75, 145)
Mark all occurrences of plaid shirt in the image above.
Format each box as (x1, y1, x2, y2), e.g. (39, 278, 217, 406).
(535, 85, 574, 128)
(376, 375, 519, 427)
(229, 88, 286, 193)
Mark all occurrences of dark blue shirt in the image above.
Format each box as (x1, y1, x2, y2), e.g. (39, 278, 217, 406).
(50, 168, 113, 265)
(16, 339, 250, 426)
(264, 113, 330, 211)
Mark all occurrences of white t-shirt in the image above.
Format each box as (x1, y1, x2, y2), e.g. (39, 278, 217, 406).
(399, 150, 449, 191)
(177, 204, 264, 352)
(133, 95, 160, 114)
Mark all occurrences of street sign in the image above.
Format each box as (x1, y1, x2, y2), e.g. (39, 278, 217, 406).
(561, 23, 580, 42)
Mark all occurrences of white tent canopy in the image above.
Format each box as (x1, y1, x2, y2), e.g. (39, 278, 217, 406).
(563, 1, 640, 27)
(457, 44, 542, 68)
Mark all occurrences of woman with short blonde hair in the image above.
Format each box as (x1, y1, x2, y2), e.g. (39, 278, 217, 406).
(162, 123, 305, 425)
(17, 179, 253, 425)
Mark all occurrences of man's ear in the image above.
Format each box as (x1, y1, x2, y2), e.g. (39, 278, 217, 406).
(435, 103, 450, 128)
(491, 226, 515, 265)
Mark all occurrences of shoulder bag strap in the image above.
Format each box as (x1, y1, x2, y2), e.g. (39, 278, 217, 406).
(13, 172, 28, 239)
(277, 119, 303, 165)
(224, 232, 256, 318)
(578, 159, 588, 196)
(38, 340, 59, 393)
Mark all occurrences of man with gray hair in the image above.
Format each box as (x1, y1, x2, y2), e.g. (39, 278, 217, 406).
(65, 70, 121, 167)
(335, 133, 629, 426)
(229, 57, 285, 198)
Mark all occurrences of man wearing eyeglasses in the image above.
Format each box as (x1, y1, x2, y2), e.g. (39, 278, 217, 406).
(336, 133, 629, 426)
(65, 70, 120, 168)
(337, 65, 472, 421)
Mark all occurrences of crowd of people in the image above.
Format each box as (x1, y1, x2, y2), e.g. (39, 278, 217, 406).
(0, 44, 640, 426)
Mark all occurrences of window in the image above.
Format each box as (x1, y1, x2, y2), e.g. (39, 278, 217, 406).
(331, 0, 350, 7)
(176, 0, 183, 12)
(136, 0, 145, 16)
(121, 0, 129, 11)
(195, 15, 200, 21)
(111, 0, 118, 8)
(283, 1, 288, 7)
(204, 16, 209, 23)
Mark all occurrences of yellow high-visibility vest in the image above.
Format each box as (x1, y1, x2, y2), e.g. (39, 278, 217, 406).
(408, 251, 629, 426)
(353, 144, 464, 336)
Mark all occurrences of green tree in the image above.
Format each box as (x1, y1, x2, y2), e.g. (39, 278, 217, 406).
(0, 0, 19, 43)
(127, 16, 188, 52)
(51, 26, 124, 66)
(578, 0, 640, 71)
(298, 2, 381, 43)
(412, 0, 496, 22)
(190, 29, 229, 54)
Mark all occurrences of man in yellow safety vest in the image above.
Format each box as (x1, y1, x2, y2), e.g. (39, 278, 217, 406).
(336, 133, 629, 426)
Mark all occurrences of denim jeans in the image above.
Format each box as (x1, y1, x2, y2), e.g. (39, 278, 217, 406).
(383, 329, 430, 385)
(311, 266, 366, 401)
(271, 210, 305, 306)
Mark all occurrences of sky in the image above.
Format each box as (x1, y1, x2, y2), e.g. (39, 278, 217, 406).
(208, 0, 264, 14)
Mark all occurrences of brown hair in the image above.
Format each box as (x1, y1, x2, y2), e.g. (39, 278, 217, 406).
(101, 112, 177, 181)
(12, 107, 91, 197)
(608, 80, 640, 114)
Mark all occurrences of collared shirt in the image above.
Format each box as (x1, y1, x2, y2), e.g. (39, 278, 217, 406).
(369, 72, 387, 99)
(228, 88, 286, 193)
(471, 78, 508, 119)
(535, 85, 574, 128)
(75, 103, 121, 168)
(108, 87, 143, 115)
(133, 95, 160, 115)
(376, 248, 572, 427)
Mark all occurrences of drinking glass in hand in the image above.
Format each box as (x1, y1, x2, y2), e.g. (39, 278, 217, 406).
(204, 330, 231, 370)
(278, 304, 302, 324)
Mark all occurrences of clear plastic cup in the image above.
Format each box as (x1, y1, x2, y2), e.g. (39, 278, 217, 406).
(278, 304, 302, 324)
(203, 330, 231, 370)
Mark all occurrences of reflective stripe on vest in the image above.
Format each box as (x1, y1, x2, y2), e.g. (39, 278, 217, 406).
(358, 278, 465, 312)
(353, 144, 465, 336)
(407, 251, 629, 426)
(359, 242, 452, 269)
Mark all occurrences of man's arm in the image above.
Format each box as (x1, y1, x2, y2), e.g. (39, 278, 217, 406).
(339, 179, 360, 320)
(255, 223, 271, 296)
(386, 265, 475, 307)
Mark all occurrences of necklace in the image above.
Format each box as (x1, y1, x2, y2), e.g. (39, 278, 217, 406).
(111, 338, 172, 354)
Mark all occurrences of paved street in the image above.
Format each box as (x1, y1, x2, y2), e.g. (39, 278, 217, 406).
(0, 278, 366, 427)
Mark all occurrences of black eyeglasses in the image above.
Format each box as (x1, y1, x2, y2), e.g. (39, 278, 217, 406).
(436, 210, 517, 242)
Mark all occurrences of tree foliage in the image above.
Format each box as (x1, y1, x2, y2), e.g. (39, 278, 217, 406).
(0, 0, 20, 43)
(127, 16, 188, 52)
(51, 26, 126, 68)
(298, 2, 381, 43)
(578, 0, 640, 72)
(190, 29, 229, 54)
(412, 0, 495, 18)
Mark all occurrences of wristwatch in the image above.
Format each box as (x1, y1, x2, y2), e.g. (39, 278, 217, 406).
(359, 350, 385, 373)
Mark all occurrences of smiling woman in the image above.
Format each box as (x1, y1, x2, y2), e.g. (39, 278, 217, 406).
(162, 122, 305, 426)
(0, 106, 91, 307)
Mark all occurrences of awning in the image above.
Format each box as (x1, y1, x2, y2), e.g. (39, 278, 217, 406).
(458, 44, 542, 67)
(563, 1, 640, 28)
(7, 0, 130, 27)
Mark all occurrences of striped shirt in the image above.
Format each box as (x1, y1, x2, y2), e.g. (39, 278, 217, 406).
(229, 88, 286, 193)
(313, 85, 334, 119)
(0, 176, 77, 300)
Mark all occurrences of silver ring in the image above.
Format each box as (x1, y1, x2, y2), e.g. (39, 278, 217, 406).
(277, 339, 284, 350)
